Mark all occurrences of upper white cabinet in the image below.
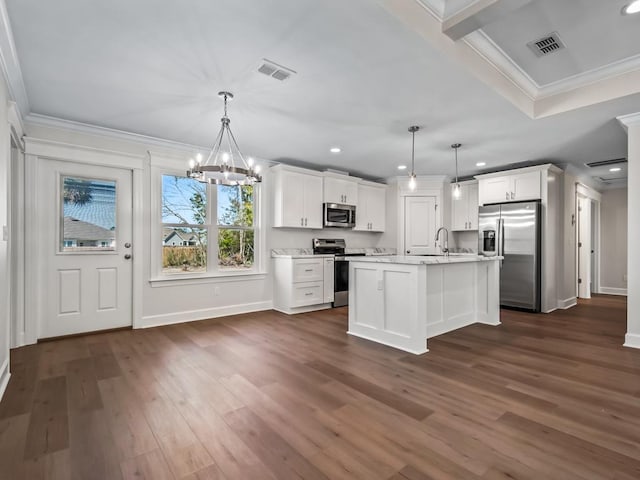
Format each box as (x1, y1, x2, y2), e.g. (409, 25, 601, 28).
(354, 183, 386, 232)
(323, 176, 359, 205)
(272, 165, 323, 228)
(477, 169, 541, 205)
(451, 181, 478, 231)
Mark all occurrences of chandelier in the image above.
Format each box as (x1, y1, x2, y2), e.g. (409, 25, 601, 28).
(187, 91, 262, 186)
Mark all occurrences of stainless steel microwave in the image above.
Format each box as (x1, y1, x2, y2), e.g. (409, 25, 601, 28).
(323, 203, 356, 228)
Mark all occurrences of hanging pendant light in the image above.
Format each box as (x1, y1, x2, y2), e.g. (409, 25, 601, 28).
(452, 143, 462, 199)
(408, 126, 420, 191)
(187, 91, 262, 186)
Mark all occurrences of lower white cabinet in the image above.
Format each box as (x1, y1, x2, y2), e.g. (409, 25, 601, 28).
(274, 256, 335, 314)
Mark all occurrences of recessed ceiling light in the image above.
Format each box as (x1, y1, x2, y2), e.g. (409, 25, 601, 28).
(330, 147, 341, 154)
(610, 167, 622, 172)
(622, 0, 640, 14)
(397, 165, 407, 170)
(476, 162, 486, 167)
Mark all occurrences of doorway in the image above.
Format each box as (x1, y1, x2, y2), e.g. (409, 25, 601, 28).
(34, 159, 134, 338)
(576, 186, 601, 299)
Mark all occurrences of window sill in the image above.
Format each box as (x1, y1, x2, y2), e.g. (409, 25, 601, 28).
(149, 270, 268, 287)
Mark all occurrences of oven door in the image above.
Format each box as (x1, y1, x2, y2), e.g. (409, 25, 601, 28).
(324, 203, 355, 228)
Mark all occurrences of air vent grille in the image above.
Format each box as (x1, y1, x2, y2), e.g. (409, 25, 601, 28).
(596, 176, 627, 184)
(585, 158, 627, 168)
(527, 32, 565, 57)
(257, 59, 296, 82)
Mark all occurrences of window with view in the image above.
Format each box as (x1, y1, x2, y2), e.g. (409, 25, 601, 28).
(161, 174, 256, 275)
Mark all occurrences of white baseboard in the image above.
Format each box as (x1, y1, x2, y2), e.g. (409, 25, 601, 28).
(624, 333, 640, 349)
(138, 300, 273, 329)
(0, 358, 10, 403)
(558, 297, 577, 309)
(599, 287, 628, 296)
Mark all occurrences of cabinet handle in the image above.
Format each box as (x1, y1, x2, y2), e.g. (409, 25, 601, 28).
(505, 192, 509, 200)
(300, 217, 304, 226)
(406, 250, 410, 254)
(511, 192, 514, 200)
(305, 269, 313, 272)
(305, 217, 308, 226)
(305, 292, 313, 296)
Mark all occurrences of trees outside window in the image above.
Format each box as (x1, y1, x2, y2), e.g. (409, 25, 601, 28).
(161, 175, 255, 274)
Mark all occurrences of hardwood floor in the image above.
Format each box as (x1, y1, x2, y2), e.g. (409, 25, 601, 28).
(1, 295, 639, 479)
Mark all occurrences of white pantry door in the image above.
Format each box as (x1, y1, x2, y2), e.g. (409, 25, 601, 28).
(404, 196, 438, 255)
(37, 159, 133, 338)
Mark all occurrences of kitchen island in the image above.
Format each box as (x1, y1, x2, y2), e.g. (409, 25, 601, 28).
(348, 255, 502, 354)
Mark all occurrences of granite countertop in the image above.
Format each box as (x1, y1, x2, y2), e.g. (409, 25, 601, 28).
(271, 247, 397, 258)
(345, 255, 502, 265)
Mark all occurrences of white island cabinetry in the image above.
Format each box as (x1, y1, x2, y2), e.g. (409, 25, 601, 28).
(348, 255, 501, 354)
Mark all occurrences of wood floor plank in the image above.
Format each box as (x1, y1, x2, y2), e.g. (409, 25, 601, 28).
(120, 448, 175, 480)
(23, 376, 69, 460)
(0, 295, 638, 478)
(223, 406, 330, 480)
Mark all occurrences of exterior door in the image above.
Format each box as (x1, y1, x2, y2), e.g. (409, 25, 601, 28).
(37, 159, 133, 338)
(404, 196, 437, 255)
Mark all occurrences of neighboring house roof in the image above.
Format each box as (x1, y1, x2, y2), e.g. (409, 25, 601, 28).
(63, 181, 116, 230)
(163, 228, 198, 244)
(64, 217, 115, 241)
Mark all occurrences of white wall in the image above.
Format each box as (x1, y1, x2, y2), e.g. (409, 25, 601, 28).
(0, 70, 10, 398)
(626, 121, 640, 348)
(21, 123, 391, 332)
(600, 188, 627, 294)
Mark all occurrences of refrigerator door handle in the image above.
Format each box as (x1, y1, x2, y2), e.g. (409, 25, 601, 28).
(498, 218, 505, 268)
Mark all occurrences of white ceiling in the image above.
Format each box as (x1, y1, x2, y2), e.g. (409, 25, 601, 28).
(482, 0, 640, 86)
(5, 0, 640, 186)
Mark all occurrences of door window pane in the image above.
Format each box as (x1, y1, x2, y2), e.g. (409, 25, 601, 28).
(162, 227, 207, 273)
(218, 185, 253, 227)
(218, 229, 254, 269)
(162, 175, 207, 224)
(61, 177, 116, 252)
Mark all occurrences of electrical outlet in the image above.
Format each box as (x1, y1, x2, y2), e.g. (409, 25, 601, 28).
(214, 286, 221, 296)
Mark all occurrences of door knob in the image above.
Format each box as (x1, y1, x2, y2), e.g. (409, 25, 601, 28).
(406, 250, 410, 254)
(124, 242, 131, 248)
(124, 254, 132, 260)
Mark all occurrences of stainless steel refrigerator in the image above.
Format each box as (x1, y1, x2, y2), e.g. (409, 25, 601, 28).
(478, 200, 541, 312)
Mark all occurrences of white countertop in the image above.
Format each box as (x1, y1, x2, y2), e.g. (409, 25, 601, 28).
(346, 254, 502, 265)
(271, 247, 397, 259)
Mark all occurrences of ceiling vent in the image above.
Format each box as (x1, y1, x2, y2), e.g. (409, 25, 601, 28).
(257, 59, 296, 82)
(585, 158, 627, 168)
(527, 32, 565, 57)
(596, 176, 627, 184)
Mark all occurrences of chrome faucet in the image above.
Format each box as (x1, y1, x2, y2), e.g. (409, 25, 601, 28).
(435, 227, 449, 256)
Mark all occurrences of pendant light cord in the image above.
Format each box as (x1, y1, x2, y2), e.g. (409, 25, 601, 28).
(411, 130, 415, 175)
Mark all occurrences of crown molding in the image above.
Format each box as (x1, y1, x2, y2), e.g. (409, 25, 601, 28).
(403, 0, 640, 119)
(463, 30, 538, 99)
(25, 113, 210, 154)
(0, 0, 29, 117)
(617, 112, 640, 132)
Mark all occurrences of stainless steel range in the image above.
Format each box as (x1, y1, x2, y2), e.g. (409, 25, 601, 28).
(312, 238, 365, 307)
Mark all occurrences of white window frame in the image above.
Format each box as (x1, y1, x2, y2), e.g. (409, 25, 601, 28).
(150, 166, 266, 283)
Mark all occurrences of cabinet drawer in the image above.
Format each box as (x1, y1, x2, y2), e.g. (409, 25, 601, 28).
(292, 259, 324, 283)
(292, 281, 324, 307)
